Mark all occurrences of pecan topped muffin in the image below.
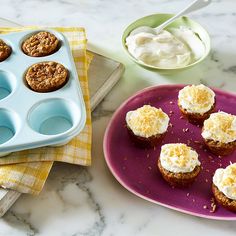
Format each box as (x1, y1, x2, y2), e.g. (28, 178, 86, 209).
(178, 84, 215, 124)
(0, 39, 12, 62)
(157, 143, 201, 187)
(22, 31, 59, 57)
(202, 112, 236, 156)
(25, 61, 68, 92)
(126, 105, 169, 147)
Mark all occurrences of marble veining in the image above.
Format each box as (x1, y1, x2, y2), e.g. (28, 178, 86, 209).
(0, 0, 236, 235)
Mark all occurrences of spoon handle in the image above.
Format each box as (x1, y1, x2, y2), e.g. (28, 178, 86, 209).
(179, 0, 211, 15)
(156, 0, 211, 32)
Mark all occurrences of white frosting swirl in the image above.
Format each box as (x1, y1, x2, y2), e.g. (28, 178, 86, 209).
(213, 163, 236, 200)
(126, 105, 169, 138)
(160, 143, 200, 173)
(125, 26, 205, 69)
(202, 112, 236, 143)
(178, 84, 215, 114)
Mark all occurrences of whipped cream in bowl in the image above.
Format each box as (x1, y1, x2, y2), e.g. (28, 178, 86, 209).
(126, 29, 194, 69)
(122, 14, 211, 72)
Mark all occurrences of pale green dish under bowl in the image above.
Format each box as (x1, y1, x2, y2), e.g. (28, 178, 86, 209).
(122, 13, 211, 73)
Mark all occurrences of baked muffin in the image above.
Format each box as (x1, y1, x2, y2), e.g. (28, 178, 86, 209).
(125, 105, 169, 147)
(157, 143, 201, 187)
(22, 31, 59, 57)
(0, 39, 11, 62)
(202, 112, 236, 156)
(178, 84, 215, 124)
(25, 61, 68, 92)
(212, 163, 236, 212)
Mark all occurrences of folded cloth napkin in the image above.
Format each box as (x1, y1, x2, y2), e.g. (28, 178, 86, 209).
(0, 27, 92, 194)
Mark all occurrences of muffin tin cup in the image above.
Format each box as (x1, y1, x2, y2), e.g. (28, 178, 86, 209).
(28, 98, 81, 136)
(0, 70, 16, 100)
(0, 108, 20, 145)
(0, 29, 86, 155)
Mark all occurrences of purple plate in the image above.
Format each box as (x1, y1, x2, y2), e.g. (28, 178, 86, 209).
(103, 84, 236, 220)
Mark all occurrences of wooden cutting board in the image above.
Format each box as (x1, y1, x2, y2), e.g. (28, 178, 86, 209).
(0, 17, 125, 216)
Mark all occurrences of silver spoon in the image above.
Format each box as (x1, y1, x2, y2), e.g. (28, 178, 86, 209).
(130, 0, 211, 36)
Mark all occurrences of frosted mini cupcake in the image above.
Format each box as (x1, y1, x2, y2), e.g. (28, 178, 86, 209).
(178, 84, 215, 124)
(126, 105, 169, 147)
(202, 112, 236, 156)
(157, 143, 201, 187)
(212, 163, 236, 212)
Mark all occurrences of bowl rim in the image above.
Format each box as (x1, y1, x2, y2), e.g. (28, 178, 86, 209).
(122, 13, 211, 71)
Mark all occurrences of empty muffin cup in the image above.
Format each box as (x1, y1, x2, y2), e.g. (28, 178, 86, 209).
(0, 71, 16, 100)
(28, 98, 81, 135)
(0, 108, 20, 145)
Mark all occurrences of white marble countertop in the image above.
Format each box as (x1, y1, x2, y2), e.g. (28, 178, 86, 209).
(1, 0, 236, 235)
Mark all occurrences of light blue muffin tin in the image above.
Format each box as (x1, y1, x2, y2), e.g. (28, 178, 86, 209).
(0, 29, 86, 156)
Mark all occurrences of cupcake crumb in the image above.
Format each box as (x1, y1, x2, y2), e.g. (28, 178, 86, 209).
(183, 128, 189, 133)
(203, 205, 208, 209)
(210, 203, 217, 213)
(148, 166, 152, 170)
(169, 101, 174, 104)
(186, 192, 190, 197)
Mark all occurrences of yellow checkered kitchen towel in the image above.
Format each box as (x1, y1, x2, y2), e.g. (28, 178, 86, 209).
(0, 27, 92, 194)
